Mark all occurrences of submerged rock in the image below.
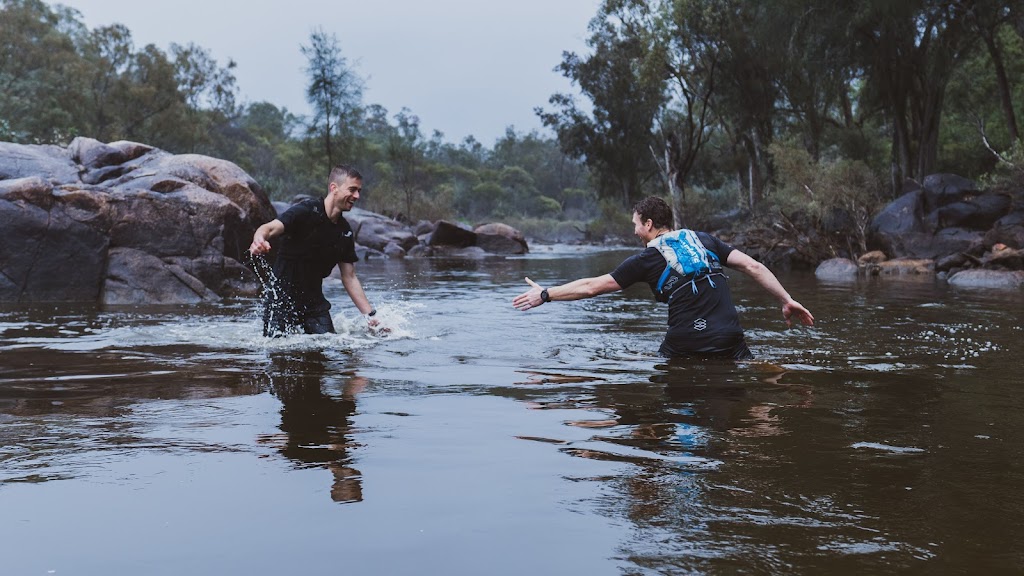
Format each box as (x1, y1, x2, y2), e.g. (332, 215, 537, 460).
(947, 270, 1024, 290)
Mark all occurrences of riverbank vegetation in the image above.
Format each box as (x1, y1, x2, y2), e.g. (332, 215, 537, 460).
(3, 0, 1024, 250)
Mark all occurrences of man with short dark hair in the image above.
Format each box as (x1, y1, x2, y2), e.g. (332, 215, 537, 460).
(250, 165, 381, 336)
(512, 196, 813, 359)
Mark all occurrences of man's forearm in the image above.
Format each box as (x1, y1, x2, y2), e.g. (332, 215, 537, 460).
(549, 275, 620, 301)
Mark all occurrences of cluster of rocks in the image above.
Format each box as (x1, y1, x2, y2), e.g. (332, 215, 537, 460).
(271, 199, 528, 261)
(816, 174, 1024, 290)
(0, 138, 527, 305)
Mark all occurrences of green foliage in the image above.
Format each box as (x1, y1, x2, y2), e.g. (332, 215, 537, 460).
(301, 28, 363, 171)
(768, 140, 885, 256)
(583, 198, 635, 243)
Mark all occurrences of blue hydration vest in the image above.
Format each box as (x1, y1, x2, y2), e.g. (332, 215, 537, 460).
(647, 229, 723, 303)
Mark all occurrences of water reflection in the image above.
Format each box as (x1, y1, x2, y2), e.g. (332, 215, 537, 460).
(257, 351, 365, 504)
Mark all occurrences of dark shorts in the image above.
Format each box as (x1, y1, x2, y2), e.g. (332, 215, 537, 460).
(659, 334, 754, 361)
(262, 294, 335, 337)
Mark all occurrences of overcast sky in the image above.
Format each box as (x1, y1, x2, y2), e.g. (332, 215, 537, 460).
(56, 0, 600, 145)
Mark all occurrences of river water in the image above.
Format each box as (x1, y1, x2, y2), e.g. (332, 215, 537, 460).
(1, 245, 1022, 575)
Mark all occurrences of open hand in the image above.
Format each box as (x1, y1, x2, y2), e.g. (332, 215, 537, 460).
(512, 277, 545, 311)
(782, 300, 814, 327)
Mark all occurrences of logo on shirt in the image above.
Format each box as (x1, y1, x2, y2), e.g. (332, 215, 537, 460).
(344, 231, 353, 238)
(694, 318, 707, 331)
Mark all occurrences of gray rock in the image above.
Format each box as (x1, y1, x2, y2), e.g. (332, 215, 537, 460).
(384, 241, 407, 259)
(0, 141, 78, 184)
(921, 173, 978, 213)
(476, 233, 527, 254)
(474, 222, 528, 254)
(102, 247, 219, 305)
(947, 269, 1024, 290)
(430, 220, 477, 248)
(868, 190, 926, 256)
(69, 136, 130, 169)
(815, 258, 858, 280)
(413, 220, 435, 236)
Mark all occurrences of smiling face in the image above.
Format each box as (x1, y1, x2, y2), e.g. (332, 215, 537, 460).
(330, 176, 363, 212)
(632, 211, 657, 244)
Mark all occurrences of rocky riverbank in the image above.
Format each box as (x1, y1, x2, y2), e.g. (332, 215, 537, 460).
(0, 139, 528, 304)
(814, 174, 1024, 290)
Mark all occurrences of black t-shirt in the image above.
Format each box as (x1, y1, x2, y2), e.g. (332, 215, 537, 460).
(610, 232, 745, 353)
(271, 198, 358, 311)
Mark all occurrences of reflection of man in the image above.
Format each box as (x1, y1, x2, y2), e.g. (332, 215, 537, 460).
(513, 197, 814, 359)
(249, 165, 380, 337)
(269, 352, 365, 503)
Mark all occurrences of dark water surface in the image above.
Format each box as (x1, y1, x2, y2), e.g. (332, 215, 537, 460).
(2, 246, 1022, 575)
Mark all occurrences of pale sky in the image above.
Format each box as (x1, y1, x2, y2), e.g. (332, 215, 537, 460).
(56, 0, 600, 145)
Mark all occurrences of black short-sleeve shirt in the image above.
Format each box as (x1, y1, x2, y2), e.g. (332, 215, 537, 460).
(610, 232, 745, 354)
(271, 198, 358, 311)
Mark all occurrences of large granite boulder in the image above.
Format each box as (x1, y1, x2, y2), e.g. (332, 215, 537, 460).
(0, 139, 275, 304)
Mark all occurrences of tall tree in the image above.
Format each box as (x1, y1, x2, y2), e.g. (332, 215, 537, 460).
(852, 0, 973, 188)
(0, 0, 80, 142)
(301, 28, 363, 170)
(538, 0, 667, 207)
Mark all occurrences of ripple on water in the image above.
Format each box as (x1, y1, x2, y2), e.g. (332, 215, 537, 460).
(850, 442, 926, 454)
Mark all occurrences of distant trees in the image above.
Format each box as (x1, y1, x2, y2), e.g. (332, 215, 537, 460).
(540, 0, 1024, 224)
(0, 0, 239, 152)
(0, 1, 595, 228)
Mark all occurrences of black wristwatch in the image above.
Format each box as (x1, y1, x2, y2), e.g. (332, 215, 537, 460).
(540, 289, 550, 303)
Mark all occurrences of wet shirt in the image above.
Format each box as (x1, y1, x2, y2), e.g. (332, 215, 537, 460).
(610, 232, 745, 354)
(272, 198, 358, 312)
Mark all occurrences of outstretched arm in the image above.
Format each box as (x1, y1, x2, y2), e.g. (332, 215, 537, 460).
(512, 274, 622, 311)
(250, 219, 285, 254)
(726, 250, 814, 326)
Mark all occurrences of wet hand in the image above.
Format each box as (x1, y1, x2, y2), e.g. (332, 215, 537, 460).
(783, 300, 814, 327)
(367, 316, 391, 336)
(512, 277, 545, 311)
(249, 234, 272, 255)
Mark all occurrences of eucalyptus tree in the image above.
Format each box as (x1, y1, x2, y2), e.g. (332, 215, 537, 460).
(74, 23, 134, 142)
(538, 0, 667, 208)
(0, 0, 81, 142)
(383, 109, 431, 220)
(171, 43, 238, 153)
(961, 0, 1023, 144)
(851, 0, 974, 188)
(301, 28, 363, 169)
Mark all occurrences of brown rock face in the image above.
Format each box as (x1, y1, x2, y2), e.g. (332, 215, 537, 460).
(0, 139, 275, 303)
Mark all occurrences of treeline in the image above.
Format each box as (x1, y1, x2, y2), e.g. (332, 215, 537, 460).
(0, 0, 595, 233)
(541, 0, 1024, 243)
(6, 0, 1024, 246)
